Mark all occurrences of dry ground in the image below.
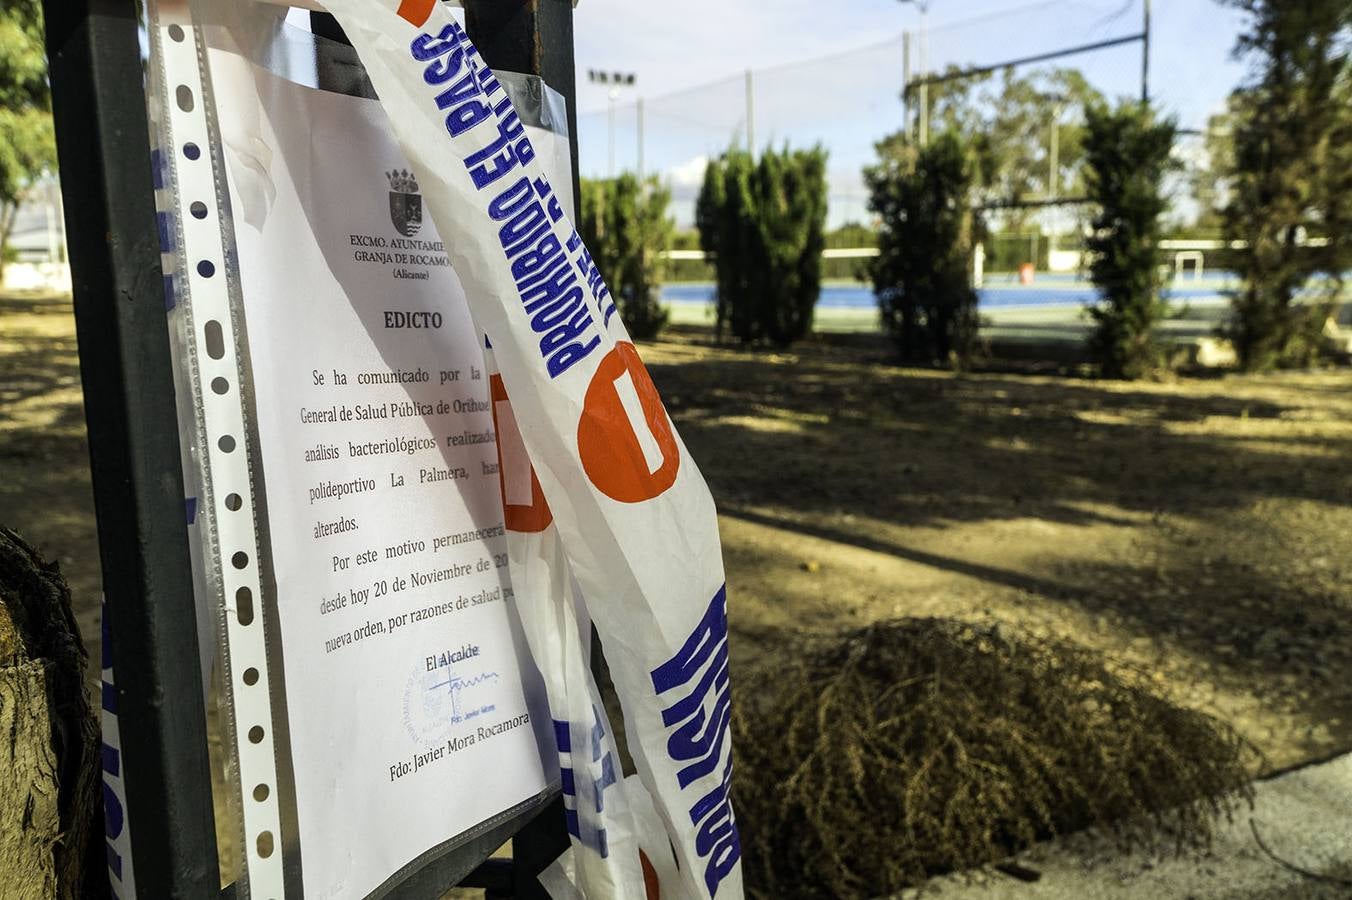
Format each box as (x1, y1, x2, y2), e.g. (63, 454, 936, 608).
(2, 293, 1351, 873)
(0, 292, 100, 682)
(642, 326, 1352, 773)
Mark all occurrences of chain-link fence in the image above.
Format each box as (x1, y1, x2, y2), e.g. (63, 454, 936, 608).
(577, 0, 1230, 239)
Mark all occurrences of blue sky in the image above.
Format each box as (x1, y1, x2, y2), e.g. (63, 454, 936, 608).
(570, 0, 1257, 226)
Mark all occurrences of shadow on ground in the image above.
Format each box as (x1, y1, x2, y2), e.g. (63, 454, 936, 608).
(0, 292, 101, 683)
(643, 328, 1352, 769)
(649, 338, 1348, 533)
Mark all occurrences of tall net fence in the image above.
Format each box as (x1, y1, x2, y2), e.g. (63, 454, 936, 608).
(577, 0, 1233, 239)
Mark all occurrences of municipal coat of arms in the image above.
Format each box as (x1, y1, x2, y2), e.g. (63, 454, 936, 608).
(387, 169, 423, 237)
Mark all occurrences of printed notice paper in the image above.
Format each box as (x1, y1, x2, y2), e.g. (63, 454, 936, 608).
(209, 55, 551, 898)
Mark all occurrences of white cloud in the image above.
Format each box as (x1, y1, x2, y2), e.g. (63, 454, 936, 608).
(667, 154, 711, 191)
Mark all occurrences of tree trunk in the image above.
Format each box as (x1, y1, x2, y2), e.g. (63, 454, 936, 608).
(0, 201, 17, 285)
(0, 528, 105, 899)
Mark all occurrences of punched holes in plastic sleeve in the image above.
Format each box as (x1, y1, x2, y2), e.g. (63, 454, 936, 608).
(236, 587, 255, 626)
(160, 19, 283, 895)
(204, 320, 225, 358)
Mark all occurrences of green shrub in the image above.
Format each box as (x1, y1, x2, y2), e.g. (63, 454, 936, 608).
(1081, 102, 1177, 379)
(865, 131, 982, 366)
(579, 174, 672, 340)
(695, 145, 829, 345)
(696, 150, 757, 341)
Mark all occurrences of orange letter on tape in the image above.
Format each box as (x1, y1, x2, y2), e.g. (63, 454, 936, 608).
(578, 343, 681, 504)
(396, 0, 436, 27)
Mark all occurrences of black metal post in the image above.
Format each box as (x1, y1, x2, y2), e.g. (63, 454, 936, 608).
(506, 796, 571, 899)
(465, 0, 582, 219)
(42, 0, 221, 897)
(462, 4, 578, 895)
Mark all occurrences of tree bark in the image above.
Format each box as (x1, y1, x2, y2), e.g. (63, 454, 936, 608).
(0, 528, 104, 899)
(0, 201, 18, 284)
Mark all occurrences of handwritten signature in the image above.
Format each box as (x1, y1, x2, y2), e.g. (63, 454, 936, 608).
(427, 668, 500, 722)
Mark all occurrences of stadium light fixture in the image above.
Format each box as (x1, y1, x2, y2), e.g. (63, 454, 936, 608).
(588, 69, 639, 178)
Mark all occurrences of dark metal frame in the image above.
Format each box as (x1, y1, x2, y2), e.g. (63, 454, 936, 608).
(43, 0, 574, 895)
(44, 1, 221, 895)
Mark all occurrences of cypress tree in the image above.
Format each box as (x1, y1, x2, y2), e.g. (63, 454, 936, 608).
(865, 131, 981, 365)
(696, 145, 828, 346)
(1082, 102, 1177, 379)
(756, 146, 828, 345)
(1222, 0, 1352, 370)
(580, 174, 673, 340)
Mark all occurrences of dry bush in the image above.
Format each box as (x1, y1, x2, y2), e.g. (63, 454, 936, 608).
(731, 617, 1258, 899)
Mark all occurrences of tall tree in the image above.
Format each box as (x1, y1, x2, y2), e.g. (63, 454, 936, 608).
(752, 145, 828, 345)
(1180, 104, 1239, 233)
(1082, 102, 1178, 379)
(697, 145, 828, 346)
(580, 174, 673, 340)
(696, 150, 757, 342)
(0, 0, 56, 275)
(926, 67, 1105, 228)
(1222, 0, 1352, 370)
(865, 130, 982, 366)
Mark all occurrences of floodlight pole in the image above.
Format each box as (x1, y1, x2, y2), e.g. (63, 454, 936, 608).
(902, 30, 912, 138)
(608, 88, 618, 177)
(1142, 0, 1151, 105)
(919, 2, 929, 146)
(637, 97, 646, 182)
(745, 69, 756, 156)
(587, 68, 638, 180)
(1046, 95, 1065, 256)
(898, 0, 930, 145)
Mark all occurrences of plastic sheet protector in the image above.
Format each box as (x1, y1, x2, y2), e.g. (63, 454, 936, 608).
(145, 2, 742, 898)
(144, 5, 578, 897)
